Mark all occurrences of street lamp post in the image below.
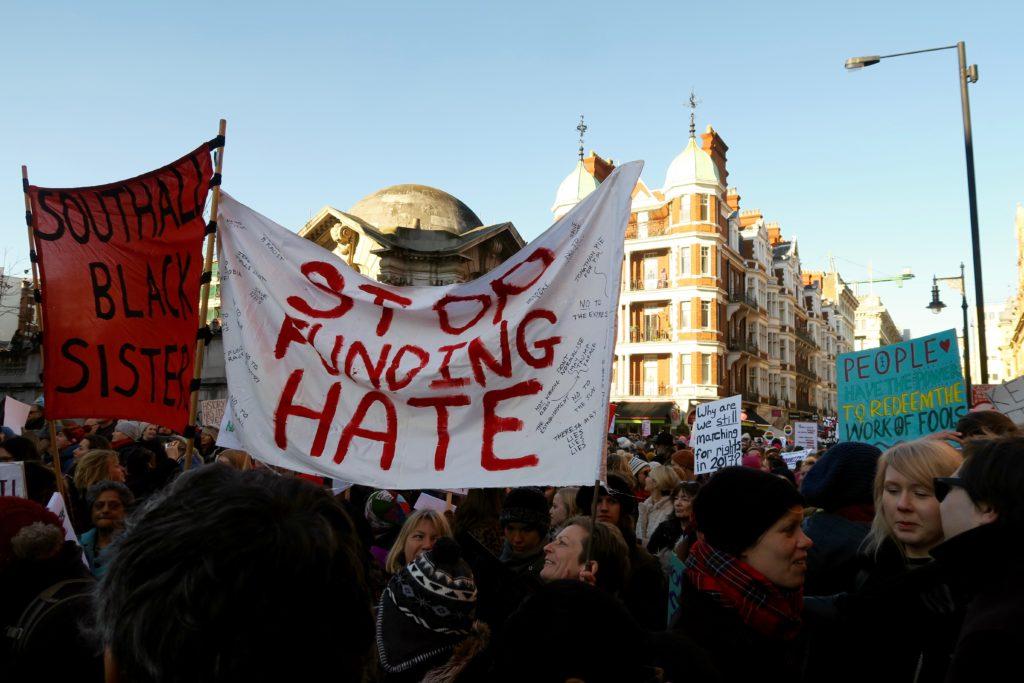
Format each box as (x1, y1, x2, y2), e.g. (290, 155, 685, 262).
(927, 262, 971, 398)
(845, 42, 988, 383)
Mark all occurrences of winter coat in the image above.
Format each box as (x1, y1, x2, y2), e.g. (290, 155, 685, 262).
(636, 495, 674, 546)
(801, 509, 871, 596)
(803, 538, 961, 683)
(673, 575, 807, 681)
(623, 542, 668, 632)
(931, 523, 1024, 682)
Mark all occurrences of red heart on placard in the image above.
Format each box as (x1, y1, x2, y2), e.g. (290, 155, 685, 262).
(940, 339, 951, 352)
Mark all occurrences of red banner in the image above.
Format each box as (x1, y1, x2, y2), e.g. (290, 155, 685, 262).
(28, 144, 213, 430)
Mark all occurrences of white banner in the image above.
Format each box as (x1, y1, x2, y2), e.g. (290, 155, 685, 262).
(217, 162, 642, 488)
(793, 421, 818, 451)
(3, 396, 32, 435)
(0, 461, 27, 498)
(988, 376, 1024, 426)
(692, 395, 742, 476)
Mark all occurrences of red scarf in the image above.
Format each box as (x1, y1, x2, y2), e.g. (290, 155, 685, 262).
(685, 538, 803, 640)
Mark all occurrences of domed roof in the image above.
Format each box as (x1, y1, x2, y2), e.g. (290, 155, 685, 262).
(348, 184, 483, 235)
(551, 161, 600, 216)
(663, 137, 721, 199)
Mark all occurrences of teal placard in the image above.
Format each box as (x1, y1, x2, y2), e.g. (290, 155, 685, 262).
(837, 329, 967, 449)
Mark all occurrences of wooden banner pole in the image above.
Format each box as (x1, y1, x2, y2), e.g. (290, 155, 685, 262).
(183, 119, 227, 471)
(21, 165, 71, 508)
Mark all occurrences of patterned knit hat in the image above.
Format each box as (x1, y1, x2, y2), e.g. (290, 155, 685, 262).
(114, 420, 141, 441)
(629, 456, 651, 476)
(376, 536, 477, 674)
(499, 487, 550, 532)
(365, 490, 410, 537)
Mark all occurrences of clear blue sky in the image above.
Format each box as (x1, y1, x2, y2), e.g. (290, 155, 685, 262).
(2, 0, 1021, 346)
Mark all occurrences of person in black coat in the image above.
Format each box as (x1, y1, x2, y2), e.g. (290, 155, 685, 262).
(577, 475, 668, 630)
(673, 467, 811, 681)
(931, 435, 1024, 682)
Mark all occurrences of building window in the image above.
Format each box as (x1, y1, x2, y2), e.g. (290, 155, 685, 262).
(679, 247, 690, 275)
(680, 354, 691, 383)
(699, 194, 710, 221)
(700, 246, 710, 274)
(679, 302, 690, 329)
(700, 301, 711, 328)
(701, 353, 712, 384)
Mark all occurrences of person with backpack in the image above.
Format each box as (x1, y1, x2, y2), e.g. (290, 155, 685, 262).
(0, 497, 100, 680)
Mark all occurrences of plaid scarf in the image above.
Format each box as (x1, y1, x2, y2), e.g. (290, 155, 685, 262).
(685, 538, 803, 640)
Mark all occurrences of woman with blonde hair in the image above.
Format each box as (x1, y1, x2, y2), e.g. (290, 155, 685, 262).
(862, 438, 962, 576)
(606, 450, 637, 490)
(385, 509, 453, 575)
(216, 449, 255, 471)
(635, 463, 681, 545)
(549, 486, 580, 534)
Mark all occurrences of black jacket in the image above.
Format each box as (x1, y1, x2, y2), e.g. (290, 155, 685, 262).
(673, 576, 806, 681)
(801, 510, 870, 596)
(931, 523, 1024, 682)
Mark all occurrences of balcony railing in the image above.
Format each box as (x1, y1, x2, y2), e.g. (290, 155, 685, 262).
(726, 336, 759, 355)
(795, 363, 818, 380)
(629, 278, 670, 291)
(630, 327, 672, 343)
(646, 218, 668, 236)
(627, 381, 673, 397)
(795, 327, 816, 346)
(625, 223, 638, 239)
(728, 290, 759, 311)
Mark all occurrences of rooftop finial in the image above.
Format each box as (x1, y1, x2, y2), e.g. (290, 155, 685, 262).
(687, 89, 700, 138)
(576, 114, 588, 161)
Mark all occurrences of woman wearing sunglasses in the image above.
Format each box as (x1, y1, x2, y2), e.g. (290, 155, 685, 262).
(930, 435, 1024, 683)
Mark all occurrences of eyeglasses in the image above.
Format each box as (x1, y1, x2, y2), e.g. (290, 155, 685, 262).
(933, 476, 966, 503)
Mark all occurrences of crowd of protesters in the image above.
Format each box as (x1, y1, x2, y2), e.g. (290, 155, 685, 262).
(1, 400, 1022, 682)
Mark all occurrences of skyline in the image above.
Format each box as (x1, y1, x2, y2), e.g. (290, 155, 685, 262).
(1, 0, 1022, 346)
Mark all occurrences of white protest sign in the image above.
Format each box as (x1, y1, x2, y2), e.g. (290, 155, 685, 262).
(692, 395, 742, 476)
(199, 399, 227, 429)
(216, 398, 245, 450)
(0, 461, 27, 497)
(414, 492, 453, 513)
(3, 396, 32, 435)
(988, 376, 1024, 427)
(641, 419, 651, 437)
(793, 421, 818, 451)
(216, 162, 642, 489)
(46, 492, 78, 542)
(782, 448, 813, 470)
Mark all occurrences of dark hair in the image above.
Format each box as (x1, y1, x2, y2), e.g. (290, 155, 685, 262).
(956, 411, 1018, 439)
(565, 516, 630, 596)
(85, 480, 135, 509)
(453, 488, 505, 537)
(95, 466, 373, 682)
(673, 481, 701, 499)
(0, 436, 40, 462)
(959, 436, 1024, 532)
(82, 434, 111, 451)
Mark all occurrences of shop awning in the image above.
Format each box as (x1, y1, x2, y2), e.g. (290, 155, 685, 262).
(742, 408, 772, 426)
(614, 401, 675, 420)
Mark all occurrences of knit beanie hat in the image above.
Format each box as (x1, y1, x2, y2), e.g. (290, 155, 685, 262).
(0, 497, 63, 566)
(376, 536, 477, 674)
(629, 456, 651, 476)
(800, 441, 881, 511)
(693, 467, 804, 556)
(114, 420, 141, 441)
(365, 490, 410, 537)
(741, 452, 763, 469)
(575, 473, 639, 521)
(499, 487, 551, 532)
(671, 448, 694, 470)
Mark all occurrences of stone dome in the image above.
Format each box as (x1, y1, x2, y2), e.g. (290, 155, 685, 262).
(551, 160, 600, 217)
(663, 137, 721, 199)
(348, 184, 483, 235)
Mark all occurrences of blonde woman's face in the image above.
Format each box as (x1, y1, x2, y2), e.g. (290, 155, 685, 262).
(550, 495, 569, 527)
(881, 467, 944, 556)
(403, 519, 441, 565)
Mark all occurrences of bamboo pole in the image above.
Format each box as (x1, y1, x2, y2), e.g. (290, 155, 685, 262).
(183, 119, 226, 471)
(21, 165, 71, 509)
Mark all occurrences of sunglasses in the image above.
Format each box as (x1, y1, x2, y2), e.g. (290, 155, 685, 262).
(933, 476, 966, 503)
